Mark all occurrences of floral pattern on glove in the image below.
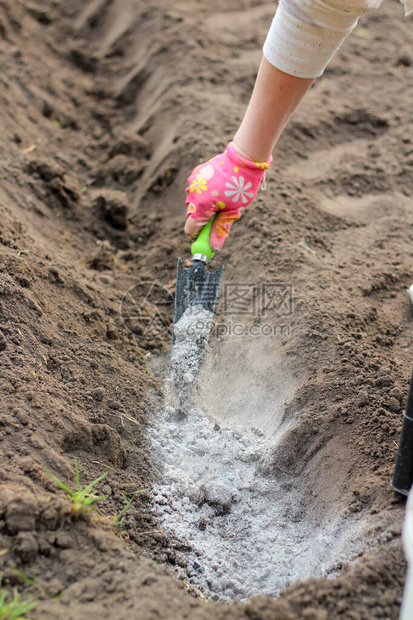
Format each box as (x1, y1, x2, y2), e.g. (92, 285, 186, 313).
(185, 142, 272, 251)
(224, 176, 254, 204)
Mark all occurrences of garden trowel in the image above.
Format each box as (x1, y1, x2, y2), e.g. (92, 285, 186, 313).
(172, 215, 223, 348)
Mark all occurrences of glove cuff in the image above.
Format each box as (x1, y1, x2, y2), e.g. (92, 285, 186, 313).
(227, 141, 272, 171)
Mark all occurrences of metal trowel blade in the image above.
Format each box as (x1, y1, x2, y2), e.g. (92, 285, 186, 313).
(172, 258, 223, 347)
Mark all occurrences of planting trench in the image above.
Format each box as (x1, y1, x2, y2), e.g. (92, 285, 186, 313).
(148, 330, 397, 603)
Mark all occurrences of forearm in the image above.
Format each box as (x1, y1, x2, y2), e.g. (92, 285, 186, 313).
(234, 58, 313, 162)
(234, 0, 384, 162)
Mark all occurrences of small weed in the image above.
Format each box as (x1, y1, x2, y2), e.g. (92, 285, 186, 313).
(0, 587, 38, 620)
(114, 494, 134, 525)
(9, 571, 45, 597)
(114, 490, 146, 526)
(49, 459, 108, 515)
(51, 119, 65, 129)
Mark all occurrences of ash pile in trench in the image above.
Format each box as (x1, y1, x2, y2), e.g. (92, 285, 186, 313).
(152, 286, 397, 602)
(149, 383, 390, 603)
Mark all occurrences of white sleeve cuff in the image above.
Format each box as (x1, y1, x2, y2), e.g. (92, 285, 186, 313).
(401, 0, 413, 15)
(263, 0, 380, 79)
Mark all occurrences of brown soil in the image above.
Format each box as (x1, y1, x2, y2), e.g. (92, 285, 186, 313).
(0, 0, 412, 618)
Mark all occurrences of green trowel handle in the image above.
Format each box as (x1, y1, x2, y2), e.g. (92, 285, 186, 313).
(191, 214, 217, 260)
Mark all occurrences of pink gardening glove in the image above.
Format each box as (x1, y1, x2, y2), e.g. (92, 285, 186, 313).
(184, 142, 272, 251)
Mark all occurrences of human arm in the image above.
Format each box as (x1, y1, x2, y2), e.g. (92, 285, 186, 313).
(185, 0, 385, 250)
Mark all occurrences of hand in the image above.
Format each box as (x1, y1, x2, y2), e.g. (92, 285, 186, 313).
(184, 142, 272, 251)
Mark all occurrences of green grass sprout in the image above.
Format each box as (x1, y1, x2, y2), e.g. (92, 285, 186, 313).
(9, 571, 45, 598)
(0, 587, 38, 620)
(114, 490, 146, 526)
(49, 459, 108, 515)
